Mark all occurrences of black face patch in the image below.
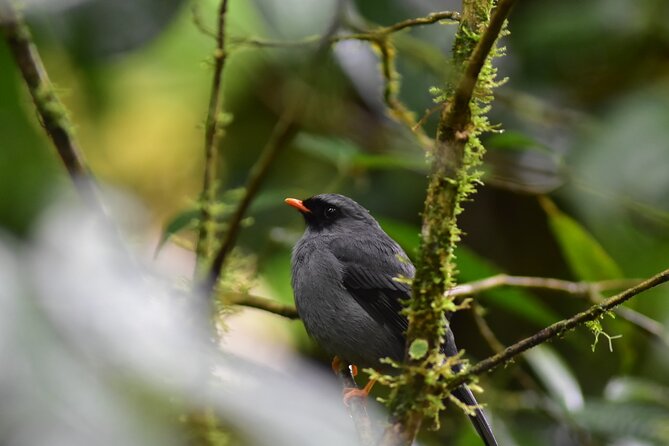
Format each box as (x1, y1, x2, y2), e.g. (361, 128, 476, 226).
(302, 197, 342, 229)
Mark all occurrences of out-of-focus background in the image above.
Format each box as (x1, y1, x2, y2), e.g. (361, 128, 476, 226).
(2, 0, 669, 445)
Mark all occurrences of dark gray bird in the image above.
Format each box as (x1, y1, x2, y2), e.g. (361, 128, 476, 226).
(286, 193, 498, 446)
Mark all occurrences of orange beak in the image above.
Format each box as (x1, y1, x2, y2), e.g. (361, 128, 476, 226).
(284, 198, 311, 213)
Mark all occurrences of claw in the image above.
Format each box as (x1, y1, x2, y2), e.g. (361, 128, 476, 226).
(342, 378, 377, 406)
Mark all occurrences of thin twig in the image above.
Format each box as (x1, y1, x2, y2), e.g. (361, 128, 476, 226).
(190, 0, 217, 39)
(0, 2, 87, 179)
(375, 39, 432, 148)
(448, 274, 639, 298)
(205, 110, 297, 294)
(223, 273, 667, 346)
(380, 11, 461, 34)
(614, 306, 668, 342)
(229, 11, 460, 49)
(447, 267, 669, 390)
(449, 274, 668, 344)
(412, 103, 445, 132)
(223, 292, 299, 319)
(196, 0, 230, 268)
(472, 304, 545, 392)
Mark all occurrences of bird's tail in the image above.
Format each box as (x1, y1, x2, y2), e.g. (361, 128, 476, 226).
(452, 384, 498, 446)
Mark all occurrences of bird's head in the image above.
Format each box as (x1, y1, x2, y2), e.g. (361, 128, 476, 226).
(284, 194, 380, 235)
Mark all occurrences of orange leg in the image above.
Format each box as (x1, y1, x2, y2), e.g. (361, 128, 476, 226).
(332, 357, 358, 377)
(331, 356, 343, 374)
(343, 378, 377, 406)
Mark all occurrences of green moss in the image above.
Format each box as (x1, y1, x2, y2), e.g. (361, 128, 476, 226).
(383, 0, 509, 429)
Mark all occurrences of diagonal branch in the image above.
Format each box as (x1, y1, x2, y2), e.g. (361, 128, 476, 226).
(448, 274, 638, 298)
(0, 2, 87, 179)
(223, 292, 299, 319)
(204, 110, 297, 294)
(447, 267, 669, 391)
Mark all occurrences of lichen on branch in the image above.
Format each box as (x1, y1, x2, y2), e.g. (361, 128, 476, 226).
(379, 0, 516, 443)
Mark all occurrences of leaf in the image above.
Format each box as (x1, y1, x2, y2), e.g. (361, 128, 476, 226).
(294, 133, 360, 170)
(572, 400, 669, 444)
(294, 132, 426, 173)
(604, 377, 669, 408)
(486, 130, 552, 154)
(156, 207, 200, 255)
(540, 197, 624, 281)
(525, 345, 584, 412)
(409, 339, 429, 360)
(377, 217, 421, 259)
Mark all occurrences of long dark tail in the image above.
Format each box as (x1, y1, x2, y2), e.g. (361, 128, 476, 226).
(442, 328, 498, 446)
(452, 384, 498, 446)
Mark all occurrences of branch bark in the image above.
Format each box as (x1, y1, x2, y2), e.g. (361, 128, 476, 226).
(196, 0, 231, 268)
(204, 110, 297, 295)
(230, 11, 460, 48)
(448, 267, 669, 390)
(0, 2, 87, 179)
(223, 292, 299, 319)
(381, 1, 517, 444)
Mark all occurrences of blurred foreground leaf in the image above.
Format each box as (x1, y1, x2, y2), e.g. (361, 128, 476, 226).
(525, 345, 584, 412)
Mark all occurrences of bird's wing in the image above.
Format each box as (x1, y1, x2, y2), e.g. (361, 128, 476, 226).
(331, 235, 414, 340)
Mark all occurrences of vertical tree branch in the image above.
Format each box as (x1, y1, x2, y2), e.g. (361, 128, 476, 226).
(381, 1, 517, 444)
(196, 0, 230, 269)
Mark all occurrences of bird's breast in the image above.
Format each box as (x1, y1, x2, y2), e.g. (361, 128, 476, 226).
(291, 239, 404, 368)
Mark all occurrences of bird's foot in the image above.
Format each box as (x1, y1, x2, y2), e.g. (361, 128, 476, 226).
(342, 378, 376, 406)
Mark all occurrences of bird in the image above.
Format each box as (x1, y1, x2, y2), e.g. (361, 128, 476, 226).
(285, 193, 498, 446)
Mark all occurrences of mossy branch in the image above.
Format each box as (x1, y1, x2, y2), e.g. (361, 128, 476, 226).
(195, 0, 231, 270)
(222, 292, 300, 319)
(229, 11, 460, 48)
(447, 266, 669, 390)
(380, 0, 517, 444)
(0, 2, 87, 179)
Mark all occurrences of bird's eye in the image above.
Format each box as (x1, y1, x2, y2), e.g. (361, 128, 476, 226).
(324, 207, 338, 218)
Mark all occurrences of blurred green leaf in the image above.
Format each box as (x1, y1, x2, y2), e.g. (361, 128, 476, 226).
(525, 345, 584, 412)
(573, 400, 669, 444)
(294, 133, 360, 169)
(157, 207, 199, 254)
(377, 217, 421, 258)
(380, 217, 561, 326)
(605, 377, 669, 408)
(486, 130, 552, 154)
(540, 197, 624, 281)
(295, 133, 425, 173)
(260, 250, 295, 306)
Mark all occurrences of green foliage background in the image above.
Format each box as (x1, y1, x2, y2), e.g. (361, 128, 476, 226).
(2, 0, 669, 444)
